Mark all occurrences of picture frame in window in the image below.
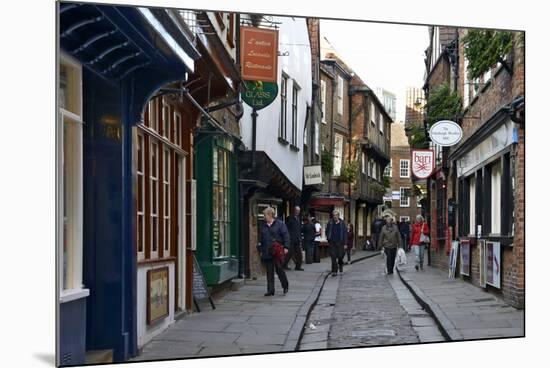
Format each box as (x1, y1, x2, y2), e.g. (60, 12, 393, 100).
(147, 267, 169, 325)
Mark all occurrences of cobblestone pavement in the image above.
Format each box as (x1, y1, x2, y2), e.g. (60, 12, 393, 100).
(327, 255, 422, 348)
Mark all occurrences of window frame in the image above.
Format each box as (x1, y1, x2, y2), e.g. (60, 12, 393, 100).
(333, 133, 344, 177)
(58, 53, 86, 299)
(321, 79, 327, 124)
(150, 140, 160, 259)
(279, 73, 289, 141)
(291, 81, 300, 147)
(379, 112, 384, 133)
(400, 159, 410, 178)
(370, 102, 376, 125)
(400, 187, 411, 207)
(337, 75, 344, 115)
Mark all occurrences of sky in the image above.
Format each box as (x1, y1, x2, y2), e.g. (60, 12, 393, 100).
(320, 19, 428, 122)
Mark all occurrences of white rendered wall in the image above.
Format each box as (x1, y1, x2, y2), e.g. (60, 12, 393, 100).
(241, 16, 313, 190)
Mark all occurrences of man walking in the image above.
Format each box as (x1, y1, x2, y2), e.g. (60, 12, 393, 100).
(379, 215, 402, 275)
(285, 206, 304, 271)
(257, 207, 290, 296)
(398, 218, 410, 252)
(312, 217, 322, 263)
(326, 210, 347, 276)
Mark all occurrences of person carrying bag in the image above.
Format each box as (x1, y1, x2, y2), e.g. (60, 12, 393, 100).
(410, 215, 430, 271)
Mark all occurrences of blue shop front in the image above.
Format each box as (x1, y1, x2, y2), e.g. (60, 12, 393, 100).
(57, 2, 199, 365)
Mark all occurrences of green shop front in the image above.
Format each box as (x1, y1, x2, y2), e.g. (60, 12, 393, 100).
(195, 135, 240, 285)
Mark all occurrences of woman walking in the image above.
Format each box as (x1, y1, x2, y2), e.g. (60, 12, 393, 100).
(409, 215, 430, 271)
(345, 223, 354, 264)
(257, 207, 290, 296)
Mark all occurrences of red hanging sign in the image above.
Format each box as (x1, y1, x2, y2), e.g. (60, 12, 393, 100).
(411, 149, 435, 179)
(240, 26, 279, 83)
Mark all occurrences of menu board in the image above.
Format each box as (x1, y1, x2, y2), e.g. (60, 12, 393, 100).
(486, 242, 501, 289)
(192, 254, 215, 312)
(460, 240, 470, 276)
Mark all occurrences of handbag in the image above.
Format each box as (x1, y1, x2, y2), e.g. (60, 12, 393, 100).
(271, 241, 285, 267)
(420, 223, 430, 244)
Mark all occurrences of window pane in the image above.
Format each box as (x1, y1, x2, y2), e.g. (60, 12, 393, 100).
(138, 215, 144, 253)
(491, 164, 502, 233)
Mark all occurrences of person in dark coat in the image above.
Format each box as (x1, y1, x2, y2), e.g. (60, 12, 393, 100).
(398, 218, 410, 251)
(379, 215, 402, 275)
(312, 217, 322, 263)
(257, 207, 290, 296)
(301, 216, 316, 264)
(345, 222, 354, 264)
(326, 210, 347, 276)
(284, 206, 304, 270)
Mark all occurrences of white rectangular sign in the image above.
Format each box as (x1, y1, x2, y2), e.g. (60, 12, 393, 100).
(304, 165, 322, 185)
(486, 241, 501, 289)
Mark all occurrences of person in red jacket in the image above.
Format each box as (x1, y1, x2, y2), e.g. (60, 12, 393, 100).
(409, 215, 430, 271)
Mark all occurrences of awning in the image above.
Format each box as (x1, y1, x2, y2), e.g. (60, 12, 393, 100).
(59, 3, 200, 82)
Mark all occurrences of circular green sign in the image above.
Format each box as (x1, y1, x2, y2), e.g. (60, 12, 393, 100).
(241, 80, 278, 110)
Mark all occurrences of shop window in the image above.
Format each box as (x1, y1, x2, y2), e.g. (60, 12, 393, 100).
(436, 179, 446, 239)
(148, 99, 158, 132)
(59, 54, 84, 295)
(469, 175, 476, 235)
(150, 141, 159, 258)
(400, 187, 410, 207)
(137, 133, 145, 261)
(213, 144, 231, 258)
(163, 148, 171, 255)
(491, 162, 502, 234)
(400, 159, 410, 178)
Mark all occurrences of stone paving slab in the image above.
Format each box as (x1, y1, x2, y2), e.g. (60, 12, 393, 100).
(397, 251, 524, 341)
(133, 250, 377, 361)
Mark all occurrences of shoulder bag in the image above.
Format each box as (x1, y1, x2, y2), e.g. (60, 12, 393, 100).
(420, 222, 430, 244)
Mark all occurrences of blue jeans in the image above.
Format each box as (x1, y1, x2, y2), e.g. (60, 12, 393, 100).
(412, 244, 425, 268)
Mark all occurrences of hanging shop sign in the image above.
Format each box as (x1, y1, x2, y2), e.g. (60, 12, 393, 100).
(429, 120, 463, 147)
(241, 80, 278, 110)
(486, 241, 501, 289)
(460, 239, 471, 276)
(240, 26, 279, 83)
(304, 165, 322, 185)
(411, 149, 435, 179)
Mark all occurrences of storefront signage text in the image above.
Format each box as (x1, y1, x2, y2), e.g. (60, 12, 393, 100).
(240, 26, 279, 82)
(241, 80, 278, 110)
(429, 120, 463, 147)
(304, 165, 322, 185)
(411, 149, 435, 179)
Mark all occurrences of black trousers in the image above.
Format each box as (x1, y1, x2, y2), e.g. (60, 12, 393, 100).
(284, 240, 303, 269)
(313, 241, 321, 263)
(385, 247, 397, 274)
(329, 242, 345, 273)
(345, 247, 352, 262)
(304, 240, 314, 264)
(265, 259, 289, 294)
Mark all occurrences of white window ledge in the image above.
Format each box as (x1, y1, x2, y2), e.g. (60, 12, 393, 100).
(59, 288, 90, 304)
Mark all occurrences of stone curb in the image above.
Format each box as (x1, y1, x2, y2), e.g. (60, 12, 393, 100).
(396, 268, 464, 341)
(282, 271, 330, 351)
(291, 251, 382, 351)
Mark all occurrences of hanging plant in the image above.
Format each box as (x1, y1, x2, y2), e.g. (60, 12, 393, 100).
(382, 175, 391, 189)
(426, 83, 463, 127)
(407, 125, 429, 149)
(321, 148, 334, 174)
(371, 181, 386, 196)
(463, 30, 516, 80)
(341, 160, 359, 184)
